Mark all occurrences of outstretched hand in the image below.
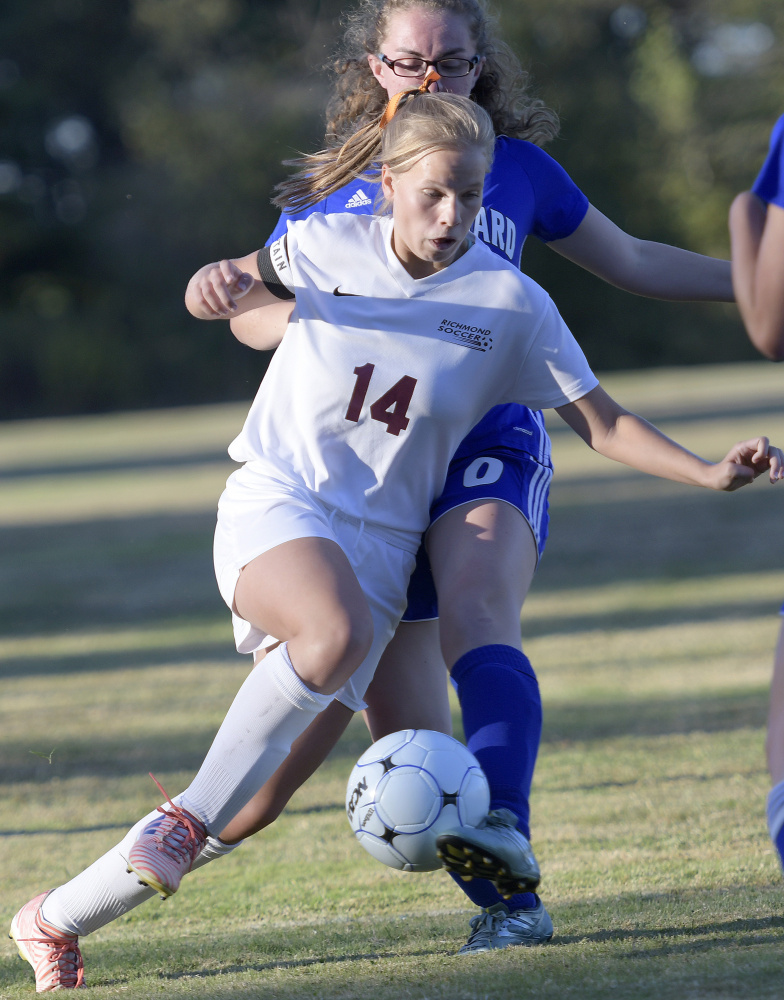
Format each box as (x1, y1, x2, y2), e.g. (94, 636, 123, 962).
(188, 259, 256, 319)
(710, 437, 784, 491)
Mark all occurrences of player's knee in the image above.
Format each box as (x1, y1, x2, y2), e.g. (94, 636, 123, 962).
(440, 585, 512, 635)
(297, 608, 374, 690)
(438, 585, 524, 667)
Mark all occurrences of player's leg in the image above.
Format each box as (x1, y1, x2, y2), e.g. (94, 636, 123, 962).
(11, 529, 372, 990)
(222, 515, 425, 839)
(430, 497, 552, 946)
(219, 698, 354, 841)
(18, 697, 356, 992)
(167, 519, 420, 852)
(428, 496, 552, 950)
(765, 612, 784, 873)
(432, 496, 536, 664)
(362, 589, 553, 954)
(411, 410, 554, 951)
(103, 509, 408, 905)
(432, 499, 540, 836)
(362, 627, 452, 739)
(220, 566, 452, 844)
(218, 593, 451, 848)
(9, 790, 245, 991)
(125, 535, 372, 897)
(359, 492, 541, 810)
(232, 536, 374, 692)
(31, 651, 343, 955)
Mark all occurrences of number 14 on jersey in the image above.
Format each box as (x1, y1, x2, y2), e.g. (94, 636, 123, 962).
(345, 363, 418, 437)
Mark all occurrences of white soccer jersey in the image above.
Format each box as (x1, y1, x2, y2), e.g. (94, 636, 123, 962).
(229, 213, 598, 550)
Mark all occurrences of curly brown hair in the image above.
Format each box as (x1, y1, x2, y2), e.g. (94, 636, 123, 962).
(324, 0, 559, 145)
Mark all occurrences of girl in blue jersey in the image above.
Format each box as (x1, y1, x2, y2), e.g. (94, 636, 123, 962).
(216, 0, 739, 955)
(728, 114, 784, 875)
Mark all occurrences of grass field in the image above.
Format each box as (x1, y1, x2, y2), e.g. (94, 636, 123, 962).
(1, 361, 783, 999)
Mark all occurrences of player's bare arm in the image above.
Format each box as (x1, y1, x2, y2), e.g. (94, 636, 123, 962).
(185, 250, 293, 351)
(555, 384, 783, 491)
(549, 204, 734, 302)
(729, 193, 784, 361)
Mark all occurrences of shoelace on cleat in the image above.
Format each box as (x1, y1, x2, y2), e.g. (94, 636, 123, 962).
(465, 908, 506, 946)
(147, 773, 206, 864)
(21, 926, 83, 987)
(481, 808, 516, 830)
(45, 941, 83, 987)
(480, 810, 538, 869)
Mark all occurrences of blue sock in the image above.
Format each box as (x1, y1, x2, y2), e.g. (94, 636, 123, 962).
(448, 644, 542, 913)
(447, 871, 537, 911)
(766, 780, 784, 874)
(775, 827, 784, 877)
(451, 644, 542, 838)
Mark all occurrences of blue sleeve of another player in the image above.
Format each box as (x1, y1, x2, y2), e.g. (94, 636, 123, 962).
(264, 179, 381, 245)
(503, 139, 589, 242)
(752, 114, 784, 210)
(265, 198, 329, 246)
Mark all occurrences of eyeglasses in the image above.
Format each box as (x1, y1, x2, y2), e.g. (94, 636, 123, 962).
(377, 53, 480, 78)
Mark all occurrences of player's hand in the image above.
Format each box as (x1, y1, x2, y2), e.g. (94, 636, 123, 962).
(189, 260, 256, 318)
(709, 436, 784, 491)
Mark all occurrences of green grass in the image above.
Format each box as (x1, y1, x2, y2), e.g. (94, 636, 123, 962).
(1, 361, 783, 999)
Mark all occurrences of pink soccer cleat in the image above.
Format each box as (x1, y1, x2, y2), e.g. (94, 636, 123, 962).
(9, 891, 85, 992)
(126, 774, 208, 899)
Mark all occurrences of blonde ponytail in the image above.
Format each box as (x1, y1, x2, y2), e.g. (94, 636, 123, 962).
(274, 91, 495, 213)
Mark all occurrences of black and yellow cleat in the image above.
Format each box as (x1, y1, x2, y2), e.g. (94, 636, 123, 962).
(436, 808, 540, 897)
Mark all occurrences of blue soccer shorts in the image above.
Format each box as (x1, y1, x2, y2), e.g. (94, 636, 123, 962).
(402, 406, 553, 623)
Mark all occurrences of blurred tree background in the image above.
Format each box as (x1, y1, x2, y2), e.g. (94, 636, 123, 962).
(1, 0, 782, 419)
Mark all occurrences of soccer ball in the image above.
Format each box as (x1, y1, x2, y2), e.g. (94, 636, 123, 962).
(345, 729, 490, 872)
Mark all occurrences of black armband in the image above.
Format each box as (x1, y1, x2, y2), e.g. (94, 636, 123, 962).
(257, 241, 295, 300)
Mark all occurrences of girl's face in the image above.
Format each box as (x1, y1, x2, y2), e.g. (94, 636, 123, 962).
(368, 8, 484, 98)
(381, 144, 487, 278)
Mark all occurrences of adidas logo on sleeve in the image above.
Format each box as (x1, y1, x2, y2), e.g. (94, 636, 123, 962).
(345, 189, 373, 209)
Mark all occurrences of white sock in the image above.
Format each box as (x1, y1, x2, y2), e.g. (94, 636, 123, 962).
(41, 801, 243, 937)
(41, 807, 161, 936)
(179, 642, 332, 836)
(40, 643, 327, 938)
(191, 834, 242, 871)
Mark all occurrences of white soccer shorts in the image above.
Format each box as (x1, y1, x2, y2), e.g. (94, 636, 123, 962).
(213, 465, 416, 712)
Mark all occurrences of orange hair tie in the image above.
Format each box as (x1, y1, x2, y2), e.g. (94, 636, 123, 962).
(378, 69, 441, 130)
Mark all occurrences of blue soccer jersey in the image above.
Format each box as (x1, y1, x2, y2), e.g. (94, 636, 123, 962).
(752, 114, 784, 210)
(267, 136, 589, 267)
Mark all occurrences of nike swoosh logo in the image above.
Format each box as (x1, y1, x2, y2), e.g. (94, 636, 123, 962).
(333, 287, 360, 296)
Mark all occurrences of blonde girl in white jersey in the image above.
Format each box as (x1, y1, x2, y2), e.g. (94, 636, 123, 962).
(10, 90, 782, 992)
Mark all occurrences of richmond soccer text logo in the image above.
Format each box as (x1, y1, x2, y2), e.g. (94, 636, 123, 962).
(437, 319, 493, 352)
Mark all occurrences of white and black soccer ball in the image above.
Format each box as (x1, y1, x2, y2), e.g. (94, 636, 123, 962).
(345, 728, 490, 872)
